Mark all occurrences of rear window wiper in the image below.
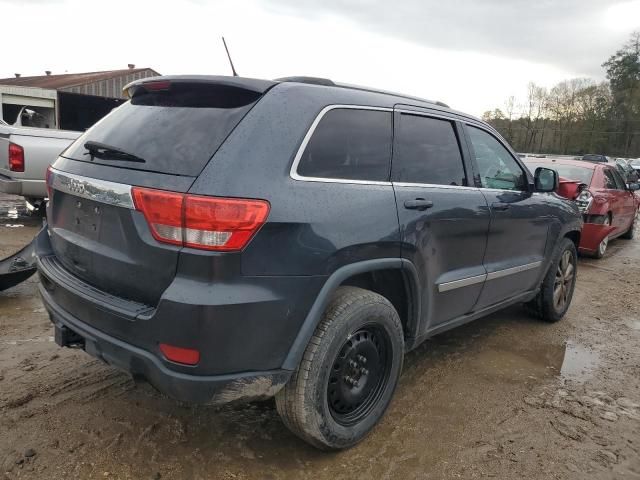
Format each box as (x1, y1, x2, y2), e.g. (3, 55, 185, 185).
(84, 141, 146, 163)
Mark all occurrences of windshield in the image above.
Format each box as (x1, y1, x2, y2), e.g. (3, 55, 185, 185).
(525, 162, 594, 185)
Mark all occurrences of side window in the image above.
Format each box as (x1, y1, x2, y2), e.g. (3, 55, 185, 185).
(603, 169, 619, 189)
(467, 126, 527, 191)
(392, 114, 466, 186)
(611, 168, 627, 189)
(296, 109, 392, 182)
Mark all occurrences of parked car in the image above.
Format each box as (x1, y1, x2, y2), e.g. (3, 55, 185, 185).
(35, 75, 582, 450)
(630, 158, 640, 173)
(615, 158, 640, 183)
(582, 154, 610, 163)
(524, 158, 639, 258)
(0, 119, 80, 212)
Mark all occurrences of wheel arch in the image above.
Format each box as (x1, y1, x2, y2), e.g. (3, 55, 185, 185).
(282, 258, 421, 370)
(563, 229, 581, 250)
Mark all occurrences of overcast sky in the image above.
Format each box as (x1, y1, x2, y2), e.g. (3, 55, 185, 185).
(1, 0, 639, 115)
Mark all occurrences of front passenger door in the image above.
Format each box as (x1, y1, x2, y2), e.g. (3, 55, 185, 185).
(465, 125, 550, 309)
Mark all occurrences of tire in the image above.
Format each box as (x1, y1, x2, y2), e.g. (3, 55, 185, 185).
(621, 213, 636, 240)
(276, 286, 404, 450)
(593, 215, 611, 259)
(526, 238, 577, 323)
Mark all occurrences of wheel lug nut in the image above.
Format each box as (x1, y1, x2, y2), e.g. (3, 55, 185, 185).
(357, 355, 366, 364)
(361, 368, 369, 375)
(349, 360, 358, 368)
(353, 380, 359, 388)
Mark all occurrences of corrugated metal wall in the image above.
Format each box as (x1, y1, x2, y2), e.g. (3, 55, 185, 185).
(59, 69, 159, 99)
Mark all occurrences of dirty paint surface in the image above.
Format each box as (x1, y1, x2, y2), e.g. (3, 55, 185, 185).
(1, 193, 639, 479)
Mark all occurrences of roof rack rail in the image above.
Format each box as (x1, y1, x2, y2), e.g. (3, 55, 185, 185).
(276, 75, 452, 111)
(275, 76, 335, 87)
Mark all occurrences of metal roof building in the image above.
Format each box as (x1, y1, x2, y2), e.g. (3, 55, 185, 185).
(0, 66, 160, 130)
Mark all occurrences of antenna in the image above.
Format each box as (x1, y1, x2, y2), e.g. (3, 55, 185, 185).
(222, 37, 238, 77)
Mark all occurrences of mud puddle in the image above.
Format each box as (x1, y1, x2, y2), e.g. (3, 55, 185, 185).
(559, 341, 600, 382)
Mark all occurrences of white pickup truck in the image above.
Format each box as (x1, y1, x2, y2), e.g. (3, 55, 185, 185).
(0, 119, 80, 211)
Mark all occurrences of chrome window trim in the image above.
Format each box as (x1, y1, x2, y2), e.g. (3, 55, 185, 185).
(478, 187, 528, 194)
(437, 261, 542, 292)
(289, 105, 394, 186)
(394, 182, 479, 191)
(485, 261, 542, 281)
(49, 167, 134, 209)
(438, 273, 486, 293)
(395, 108, 459, 122)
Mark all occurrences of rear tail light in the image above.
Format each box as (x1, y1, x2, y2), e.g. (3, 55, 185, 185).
(45, 165, 53, 200)
(132, 187, 270, 251)
(575, 190, 593, 213)
(131, 188, 184, 246)
(142, 80, 171, 91)
(8, 143, 24, 172)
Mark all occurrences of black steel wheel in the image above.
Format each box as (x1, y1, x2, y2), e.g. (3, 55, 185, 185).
(276, 286, 404, 450)
(327, 324, 392, 426)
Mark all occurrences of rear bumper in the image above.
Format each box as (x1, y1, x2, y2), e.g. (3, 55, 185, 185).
(0, 173, 22, 195)
(578, 222, 616, 253)
(42, 287, 290, 404)
(34, 228, 324, 404)
(0, 174, 46, 198)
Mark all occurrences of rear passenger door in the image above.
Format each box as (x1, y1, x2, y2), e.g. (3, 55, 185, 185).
(602, 168, 624, 233)
(607, 168, 635, 233)
(391, 108, 490, 333)
(464, 125, 549, 309)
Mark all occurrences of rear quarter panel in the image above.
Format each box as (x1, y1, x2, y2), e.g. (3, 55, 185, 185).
(188, 82, 402, 276)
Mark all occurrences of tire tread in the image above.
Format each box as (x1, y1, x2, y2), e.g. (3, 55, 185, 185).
(275, 286, 403, 450)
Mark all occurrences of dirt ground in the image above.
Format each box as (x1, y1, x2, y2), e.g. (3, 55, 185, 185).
(0, 192, 639, 480)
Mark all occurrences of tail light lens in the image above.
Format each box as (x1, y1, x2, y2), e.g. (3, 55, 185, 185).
(8, 143, 24, 172)
(45, 166, 53, 199)
(132, 187, 270, 251)
(575, 190, 593, 213)
(131, 188, 184, 246)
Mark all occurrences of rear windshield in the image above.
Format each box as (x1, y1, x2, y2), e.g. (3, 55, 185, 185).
(61, 83, 262, 176)
(526, 162, 594, 185)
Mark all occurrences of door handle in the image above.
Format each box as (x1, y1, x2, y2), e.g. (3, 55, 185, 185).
(491, 202, 510, 211)
(404, 199, 434, 211)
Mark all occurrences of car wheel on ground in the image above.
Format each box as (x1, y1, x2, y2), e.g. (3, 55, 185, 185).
(275, 286, 404, 450)
(593, 215, 611, 259)
(526, 237, 577, 323)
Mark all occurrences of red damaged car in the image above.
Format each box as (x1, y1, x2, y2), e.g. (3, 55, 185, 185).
(525, 158, 640, 258)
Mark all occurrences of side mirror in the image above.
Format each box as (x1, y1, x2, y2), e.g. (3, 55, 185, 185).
(534, 167, 559, 193)
(628, 183, 640, 191)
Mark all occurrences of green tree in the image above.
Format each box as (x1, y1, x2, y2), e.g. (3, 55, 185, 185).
(603, 31, 640, 155)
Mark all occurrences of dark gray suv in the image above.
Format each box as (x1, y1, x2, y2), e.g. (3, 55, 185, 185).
(35, 75, 582, 450)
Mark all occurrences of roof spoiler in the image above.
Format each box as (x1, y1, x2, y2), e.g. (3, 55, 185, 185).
(123, 75, 276, 98)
